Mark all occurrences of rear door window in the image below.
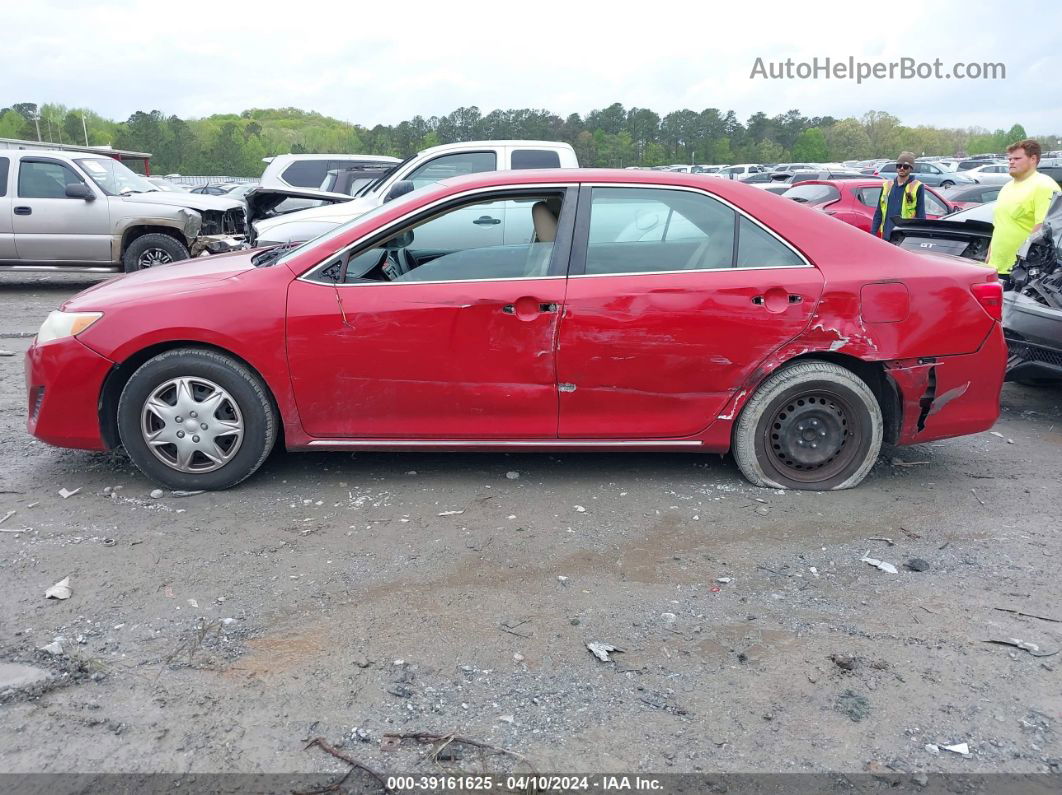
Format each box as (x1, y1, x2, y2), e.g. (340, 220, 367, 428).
(511, 149, 561, 169)
(782, 184, 840, 205)
(735, 216, 804, 268)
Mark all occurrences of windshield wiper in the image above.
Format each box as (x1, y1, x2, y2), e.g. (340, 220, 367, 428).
(252, 241, 302, 268)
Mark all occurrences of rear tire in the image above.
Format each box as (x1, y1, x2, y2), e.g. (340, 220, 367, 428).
(122, 233, 190, 272)
(117, 348, 277, 490)
(732, 361, 883, 490)
(940, 180, 954, 188)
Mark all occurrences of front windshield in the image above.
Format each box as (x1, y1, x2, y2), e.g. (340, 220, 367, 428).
(353, 156, 413, 197)
(76, 158, 156, 195)
(276, 184, 437, 268)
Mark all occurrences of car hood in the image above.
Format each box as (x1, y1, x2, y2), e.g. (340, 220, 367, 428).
(245, 185, 353, 225)
(253, 194, 378, 234)
(63, 250, 259, 311)
(119, 191, 245, 212)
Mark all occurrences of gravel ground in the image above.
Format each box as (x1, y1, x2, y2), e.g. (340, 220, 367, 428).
(1, 272, 1060, 783)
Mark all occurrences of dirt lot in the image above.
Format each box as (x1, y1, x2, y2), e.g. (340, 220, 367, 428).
(1, 273, 1060, 785)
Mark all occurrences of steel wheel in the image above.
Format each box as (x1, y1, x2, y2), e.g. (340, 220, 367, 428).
(140, 376, 244, 473)
(732, 361, 883, 491)
(763, 390, 862, 484)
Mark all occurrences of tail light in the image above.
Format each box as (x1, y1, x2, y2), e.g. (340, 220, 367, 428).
(971, 279, 1003, 321)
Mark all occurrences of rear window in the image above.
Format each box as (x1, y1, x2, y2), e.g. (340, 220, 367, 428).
(511, 149, 561, 169)
(783, 184, 840, 205)
(0, 156, 8, 196)
(281, 160, 331, 188)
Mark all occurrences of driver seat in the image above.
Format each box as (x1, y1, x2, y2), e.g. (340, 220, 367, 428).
(524, 200, 559, 276)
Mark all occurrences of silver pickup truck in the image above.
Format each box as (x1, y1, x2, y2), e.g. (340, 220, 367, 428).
(0, 150, 247, 272)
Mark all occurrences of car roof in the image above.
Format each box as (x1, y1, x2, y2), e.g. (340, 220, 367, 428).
(417, 140, 577, 157)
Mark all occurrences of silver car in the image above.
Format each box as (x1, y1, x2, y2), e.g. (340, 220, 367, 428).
(0, 150, 246, 272)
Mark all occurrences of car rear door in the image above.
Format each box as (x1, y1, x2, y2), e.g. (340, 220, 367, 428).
(285, 186, 575, 438)
(555, 184, 824, 439)
(12, 157, 111, 262)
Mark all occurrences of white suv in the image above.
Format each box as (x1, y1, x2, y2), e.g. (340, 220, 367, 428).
(259, 154, 400, 190)
(253, 140, 579, 247)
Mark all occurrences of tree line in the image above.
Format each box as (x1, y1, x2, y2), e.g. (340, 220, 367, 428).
(1, 101, 1053, 177)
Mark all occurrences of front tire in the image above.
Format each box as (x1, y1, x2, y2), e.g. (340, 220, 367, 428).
(117, 349, 277, 490)
(940, 180, 954, 188)
(122, 233, 190, 272)
(732, 361, 883, 490)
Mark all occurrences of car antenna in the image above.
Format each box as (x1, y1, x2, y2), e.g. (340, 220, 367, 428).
(328, 263, 353, 329)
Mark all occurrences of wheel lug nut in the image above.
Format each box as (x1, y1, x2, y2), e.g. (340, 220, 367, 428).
(201, 423, 208, 430)
(192, 435, 200, 443)
(176, 431, 185, 438)
(190, 411, 198, 418)
(820, 431, 827, 437)
(176, 416, 183, 423)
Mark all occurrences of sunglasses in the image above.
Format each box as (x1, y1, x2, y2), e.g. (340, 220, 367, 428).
(896, 163, 912, 170)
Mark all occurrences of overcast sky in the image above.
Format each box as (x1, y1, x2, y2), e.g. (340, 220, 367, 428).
(4, 0, 1061, 133)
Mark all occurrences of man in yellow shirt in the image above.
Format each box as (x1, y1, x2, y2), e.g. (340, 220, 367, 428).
(988, 139, 1061, 284)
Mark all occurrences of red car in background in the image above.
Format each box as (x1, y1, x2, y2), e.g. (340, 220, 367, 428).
(782, 179, 954, 233)
(26, 169, 1004, 493)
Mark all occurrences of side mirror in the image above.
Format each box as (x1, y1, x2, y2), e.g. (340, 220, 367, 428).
(66, 183, 95, 201)
(384, 180, 415, 203)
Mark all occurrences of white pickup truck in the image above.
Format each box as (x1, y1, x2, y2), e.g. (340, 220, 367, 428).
(250, 140, 578, 247)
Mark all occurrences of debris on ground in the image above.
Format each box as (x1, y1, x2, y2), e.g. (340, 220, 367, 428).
(984, 638, 1059, 657)
(868, 536, 895, 546)
(0, 509, 15, 525)
(0, 349, 15, 356)
(505, 471, 520, 480)
(57, 487, 80, 499)
(925, 743, 940, 755)
(829, 653, 859, 671)
(835, 689, 871, 722)
(993, 607, 1062, 624)
(40, 639, 65, 656)
(905, 558, 931, 572)
(860, 551, 898, 574)
(574, 505, 586, 512)
(941, 742, 971, 757)
(303, 737, 390, 792)
(45, 576, 72, 600)
(437, 509, 464, 516)
(716, 577, 734, 584)
(170, 490, 204, 497)
(890, 458, 930, 467)
(150, 489, 164, 499)
(587, 642, 623, 662)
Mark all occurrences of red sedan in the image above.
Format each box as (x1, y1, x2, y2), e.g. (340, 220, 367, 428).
(26, 169, 1005, 492)
(782, 179, 954, 233)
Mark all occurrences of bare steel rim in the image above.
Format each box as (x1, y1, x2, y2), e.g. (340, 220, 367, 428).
(140, 376, 245, 474)
(762, 389, 865, 484)
(138, 248, 173, 267)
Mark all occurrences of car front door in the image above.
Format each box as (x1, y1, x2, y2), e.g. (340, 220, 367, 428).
(12, 158, 111, 262)
(285, 187, 574, 438)
(0, 157, 15, 260)
(555, 185, 824, 438)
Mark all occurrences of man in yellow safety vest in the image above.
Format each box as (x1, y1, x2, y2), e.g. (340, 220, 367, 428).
(871, 151, 926, 240)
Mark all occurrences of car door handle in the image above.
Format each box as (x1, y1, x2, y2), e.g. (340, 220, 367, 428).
(14, 206, 31, 216)
(502, 300, 558, 318)
(473, 215, 501, 225)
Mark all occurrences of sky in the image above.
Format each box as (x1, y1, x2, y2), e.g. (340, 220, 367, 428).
(4, 0, 1061, 133)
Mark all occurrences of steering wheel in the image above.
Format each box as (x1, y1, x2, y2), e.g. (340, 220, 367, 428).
(385, 247, 417, 280)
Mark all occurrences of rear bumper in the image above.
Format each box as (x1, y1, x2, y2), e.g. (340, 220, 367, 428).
(888, 324, 1006, 445)
(25, 337, 114, 450)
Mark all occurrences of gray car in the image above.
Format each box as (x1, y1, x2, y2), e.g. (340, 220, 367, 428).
(878, 161, 975, 188)
(0, 150, 246, 272)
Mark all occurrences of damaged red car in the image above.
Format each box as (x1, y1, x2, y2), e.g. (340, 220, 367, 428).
(26, 169, 1005, 491)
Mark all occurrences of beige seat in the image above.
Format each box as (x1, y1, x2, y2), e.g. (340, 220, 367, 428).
(524, 201, 559, 276)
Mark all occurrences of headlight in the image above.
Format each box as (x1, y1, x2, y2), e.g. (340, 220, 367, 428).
(36, 311, 103, 344)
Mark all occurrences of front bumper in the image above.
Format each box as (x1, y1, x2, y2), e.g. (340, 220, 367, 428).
(25, 337, 114, 450)
(1003, 291, 1062, 382)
